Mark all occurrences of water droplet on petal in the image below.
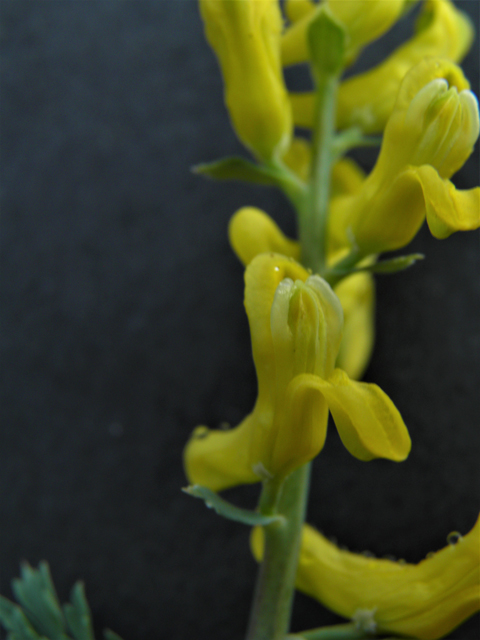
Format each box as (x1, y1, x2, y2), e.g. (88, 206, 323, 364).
(447, 531, 463, 545)
(274, 266, 280, 272)
(426, 551, 436, 559)
(397, 558, 406, 565)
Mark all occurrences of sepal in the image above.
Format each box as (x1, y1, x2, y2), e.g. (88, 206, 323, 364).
(193, 157, 305, 205)
(182, 485, 284, 526)
(193, 157, 284, 187)
(331, 253, 424, 277)
(307, 8, 346, 79)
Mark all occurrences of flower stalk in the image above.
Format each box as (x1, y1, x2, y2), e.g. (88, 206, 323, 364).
(246, 463, 311, 640)
(299, 73, 339, 275)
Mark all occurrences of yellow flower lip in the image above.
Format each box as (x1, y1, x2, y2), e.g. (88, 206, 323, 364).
(251, 514, 480, 640)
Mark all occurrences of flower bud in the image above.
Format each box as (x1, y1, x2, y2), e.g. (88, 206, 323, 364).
(200, 0, 292, 161)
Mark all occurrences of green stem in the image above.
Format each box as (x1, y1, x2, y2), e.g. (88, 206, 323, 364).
(299, 74, 339, 275)
(286, 622, 372, 640)
(246, 463, 311, 640)
(331, 127, 382, 158)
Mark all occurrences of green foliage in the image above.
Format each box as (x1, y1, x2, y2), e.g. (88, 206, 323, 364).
(183, 484, 285, 526)
(0, 562, 123, 640)
(193, 156, 284, 186)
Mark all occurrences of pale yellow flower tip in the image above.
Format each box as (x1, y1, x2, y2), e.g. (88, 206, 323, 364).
(251, 514, 480, 640)
(228, 207, 301, 267)
(281, 0, 405, 67)
(385, 60, 478, 178)
(199, 0, 292, 161)
(334, 272, 375, 381)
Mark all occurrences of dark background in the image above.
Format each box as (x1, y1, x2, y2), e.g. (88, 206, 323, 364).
(1, 2, 479, 639)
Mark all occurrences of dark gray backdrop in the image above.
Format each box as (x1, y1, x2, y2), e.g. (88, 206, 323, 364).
(1, 2, 479, 639)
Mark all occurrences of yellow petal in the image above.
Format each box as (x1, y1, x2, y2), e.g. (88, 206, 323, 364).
(245, 254, 309, 409)
(330, 157, 366, 199)
(413, 165, 480, 239)
(311, 369, 411, 461)
(289, 92, 315, 130)
(281, 0, 405, 67)
(329, 168, 427, 255)
(334, 272, 375, 381)
(184, 415, 262, 491)
(281, 137, 311, 183)
(384, 73, 479, 179)
(328, 0, 405, 63)
(284, 0, 315, 24)
(269, 373, 329, 478)
(251, 515, 480, 640)
(199, 0, 291, 161)
(228, 207, 300, 267)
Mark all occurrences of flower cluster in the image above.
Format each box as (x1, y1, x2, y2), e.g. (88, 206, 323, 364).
(185, 0, 480, 638)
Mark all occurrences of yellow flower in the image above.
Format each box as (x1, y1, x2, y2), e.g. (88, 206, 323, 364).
(281, 0, 405, 67)
(252, 515, 480, 640)
(290, 0, 474, 133)
(183, 253, 410, 491)
(329, 58, 480, 256)
(228, 205, 374, 380)
(199, 0, 291, 162)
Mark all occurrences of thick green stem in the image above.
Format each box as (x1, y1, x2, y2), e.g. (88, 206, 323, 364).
(246, 463, 311, 640)
(298, 75, 339, 275)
